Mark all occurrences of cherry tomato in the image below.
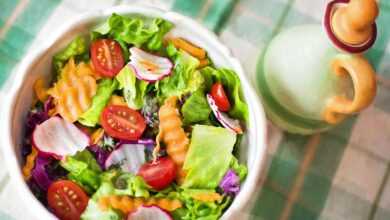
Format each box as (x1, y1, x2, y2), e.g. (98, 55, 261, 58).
(47, 180, 89, 220)
(138, 157, 176, 190)
(90, 39, 124, 77)
(101, 105, 146, 141)
(210, 83, 231, 112)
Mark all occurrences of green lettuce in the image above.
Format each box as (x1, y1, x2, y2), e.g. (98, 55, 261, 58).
(149, 186, 231, 220)
(181, 90, 211, 125)
(81, 171, 151, 220)
(60, 150, 102, 194)
(229, 157, 247, 182)
(182, 125, 236, 189)
(200, 67, 249, 122)
(156, 50, 204, 101)
(53, 36, 88, 74)
(115, 65, 148, 110)
(93, 13, 173, 52)
(79, 78, 119, 127)
(172, 189, 232, 220)
(112, 173, 151, 198)
(81, 181, 122, 220)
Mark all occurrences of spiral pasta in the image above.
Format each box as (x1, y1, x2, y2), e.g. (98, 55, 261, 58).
(22, 147, 38, 180)
(48, 58, 97, 122)
(155, 96, 189, 182)
(98, 195, 182, 214)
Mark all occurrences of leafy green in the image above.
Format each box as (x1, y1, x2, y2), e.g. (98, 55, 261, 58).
(182, 125, 236, 189)
(166, 42, 179, 58)
(60, 150, 102, 194)
(53, 36, 88, 74)
(156, 51, 204, 101)
(172, 189, 232, 220)
(93, 13, 173, 51)
(200, 67, 249, 122)
(81, 171, 151, 220)
(229, 157, 247, 182)
(149, 186, 231, 220)
(112, 173, 151, 198)
(81, 181, 122, 220)
(181, 90, 211, 125)
(78, 78, 119, 127)
(115, 65, 148, 110)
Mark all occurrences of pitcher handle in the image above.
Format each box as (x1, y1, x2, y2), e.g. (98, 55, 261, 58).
(323, 55, 376, 124)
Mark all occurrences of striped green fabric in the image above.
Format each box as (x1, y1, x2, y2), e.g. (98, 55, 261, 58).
(173, 0, 237, 33)
(1, 0, 390, 220)
(0, 0, 61, 87)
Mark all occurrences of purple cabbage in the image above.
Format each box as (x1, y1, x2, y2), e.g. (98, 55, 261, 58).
(43, 97, 55, 113)
(30, 153, 67, 191)
(88, 144, 110, 169)
(31, 155, 52, 190)
(25, 97, 54, 135)
(26, 111, 48, 135)
(219, 169, 240, 196)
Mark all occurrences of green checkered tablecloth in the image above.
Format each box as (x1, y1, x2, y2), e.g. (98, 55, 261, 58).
(1, 0, 389, 219)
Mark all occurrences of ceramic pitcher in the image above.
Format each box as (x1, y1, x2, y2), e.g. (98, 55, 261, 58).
(258, 0, 378, 134)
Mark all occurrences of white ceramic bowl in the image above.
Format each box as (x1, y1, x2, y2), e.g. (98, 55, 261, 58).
(1, 5, 267, 220)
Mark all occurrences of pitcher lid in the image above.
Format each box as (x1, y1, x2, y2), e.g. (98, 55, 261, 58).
(324, 0, 378, 53)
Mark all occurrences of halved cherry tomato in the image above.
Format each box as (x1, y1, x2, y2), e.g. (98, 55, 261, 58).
(47, 180, 89, 220)
(210, 82, 231, 112)
(101, 105, 146, 141)
(90, 39, 124, 77)
(138, 157, 176, 190)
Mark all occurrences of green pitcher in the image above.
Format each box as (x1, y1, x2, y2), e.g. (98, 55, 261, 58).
(258, 0, 378, 134)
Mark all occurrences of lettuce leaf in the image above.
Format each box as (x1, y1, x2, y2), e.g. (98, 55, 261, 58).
(112, 173, 151, 198)
(171, 189, 232, 220)
(229, 156, 247, 182)
(115, 65, 148, 110)
(60, 150, 102, 194)
(156, 50, 203, 101)
(182, 125, 236, 189)
(53, 36, 88, 74)
(93, 13, 173, 52)
(181, 89, 211, 125)
(81, 181, 122, 220)
(81, 171, 151, 220)
(79, 78, 119, 127)
(200, 67, 249, 122)
(150, 186, 231, 220)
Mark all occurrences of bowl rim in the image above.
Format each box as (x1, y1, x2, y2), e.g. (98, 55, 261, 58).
(1, 5, 267, 220)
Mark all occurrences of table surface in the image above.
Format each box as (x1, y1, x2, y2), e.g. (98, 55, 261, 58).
(0, 0, 390, 220)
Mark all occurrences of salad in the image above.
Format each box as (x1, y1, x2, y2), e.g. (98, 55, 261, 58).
(21, 13, 249, 220)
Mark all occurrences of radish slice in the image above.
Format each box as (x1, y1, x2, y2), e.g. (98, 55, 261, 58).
(118, 139, 156, 151)
(207, 94, 243, 134)
(118, 139, 155, 146)
(324, 0, 377, 53)
(128, 206, 172, 220)
(129, 47, 173, 82)
(32, 116, 89, 157)
(104, 143, 146, 173)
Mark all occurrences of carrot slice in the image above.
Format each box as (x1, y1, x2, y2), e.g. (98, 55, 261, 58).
(168, 38, 206, 60)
